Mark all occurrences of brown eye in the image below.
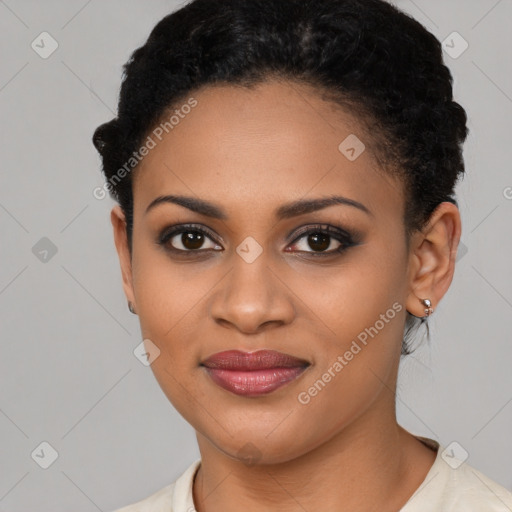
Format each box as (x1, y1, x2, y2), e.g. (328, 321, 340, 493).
(287, 224, 356, 256)
(305, 232, 331, 252)
(291, 231, 342, 253)
(180, 231, 206, 250)
(159, 225, 223, 253)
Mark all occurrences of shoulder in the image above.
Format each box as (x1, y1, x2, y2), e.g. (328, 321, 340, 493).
(110, 459, 201, 512)
(439, 461, 512, 510)
(403, 437, 512, 511)
(112, 482, 176, 512)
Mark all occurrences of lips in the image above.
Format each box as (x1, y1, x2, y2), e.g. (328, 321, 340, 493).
(201, 350, 310, 396)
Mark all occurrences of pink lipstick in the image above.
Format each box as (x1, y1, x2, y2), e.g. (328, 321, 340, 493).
(201, 350, 309, 396)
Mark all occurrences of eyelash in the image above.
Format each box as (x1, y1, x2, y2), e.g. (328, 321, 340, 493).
(157, 223, 359, 258)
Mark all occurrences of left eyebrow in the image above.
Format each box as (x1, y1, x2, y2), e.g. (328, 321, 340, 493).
(275, 195, 373, 219)
(144, 194, 373, 219)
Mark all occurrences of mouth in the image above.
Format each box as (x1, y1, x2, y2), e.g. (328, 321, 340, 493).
(200, 349, 310, 397)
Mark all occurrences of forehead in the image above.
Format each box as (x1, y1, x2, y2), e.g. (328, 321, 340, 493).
(133, 80, 404, 223)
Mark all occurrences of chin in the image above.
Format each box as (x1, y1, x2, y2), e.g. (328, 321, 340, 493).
(204, 425, 313, 466)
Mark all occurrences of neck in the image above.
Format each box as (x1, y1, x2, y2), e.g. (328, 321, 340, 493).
(192, 396, 437, 512)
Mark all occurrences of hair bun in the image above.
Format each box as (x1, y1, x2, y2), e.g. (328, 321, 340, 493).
(92, 118, 121, 155)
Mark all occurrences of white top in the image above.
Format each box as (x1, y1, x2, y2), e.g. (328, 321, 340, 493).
(113, 436, 512, 511)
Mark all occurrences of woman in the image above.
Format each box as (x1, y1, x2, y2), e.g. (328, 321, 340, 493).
(93, 0, 512, 510)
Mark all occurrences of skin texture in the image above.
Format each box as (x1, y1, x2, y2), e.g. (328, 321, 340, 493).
(111, 79, 461, 511)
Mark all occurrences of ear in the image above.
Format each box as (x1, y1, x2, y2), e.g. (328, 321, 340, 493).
(111, 205, 136, 308)
(405, 201, 462, 317)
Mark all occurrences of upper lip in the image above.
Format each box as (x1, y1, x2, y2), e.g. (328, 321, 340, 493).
(201, 350, 310, 371)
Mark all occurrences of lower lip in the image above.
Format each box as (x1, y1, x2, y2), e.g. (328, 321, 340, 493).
(203, 367, 307, 396)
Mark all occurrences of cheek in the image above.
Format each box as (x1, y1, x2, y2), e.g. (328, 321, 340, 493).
(293, 247, 407, 400)
(289, 242, 407, 346)
(133, 265, 208, 421)
(129, 242, 229, 402)
(291, 293, 405, 450)
(325, 268, 405, 347)
(131, 235, 204, 336)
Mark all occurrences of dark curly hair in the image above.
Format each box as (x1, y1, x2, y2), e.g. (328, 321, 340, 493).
(92, 0, 468, 355)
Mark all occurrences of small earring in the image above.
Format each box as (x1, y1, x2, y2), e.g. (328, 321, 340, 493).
(420, 298, 434, 317)
(128, 301, 137, 315)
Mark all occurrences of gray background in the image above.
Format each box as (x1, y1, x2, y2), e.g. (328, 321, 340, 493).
(1, 0, 511, 510)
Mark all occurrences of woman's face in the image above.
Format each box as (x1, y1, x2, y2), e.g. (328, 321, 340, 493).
(116, 80, 415, 464)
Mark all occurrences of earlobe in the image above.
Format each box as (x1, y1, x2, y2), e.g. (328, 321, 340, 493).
(407, 298, 435, 319)
(110, 205, 136, 310)
(405, 202, 462, 318)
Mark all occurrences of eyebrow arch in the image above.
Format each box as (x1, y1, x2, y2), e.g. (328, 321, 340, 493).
(144, 194, 373, 219)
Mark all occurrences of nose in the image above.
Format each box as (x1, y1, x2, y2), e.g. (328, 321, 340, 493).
(208, 252, 296, 335)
